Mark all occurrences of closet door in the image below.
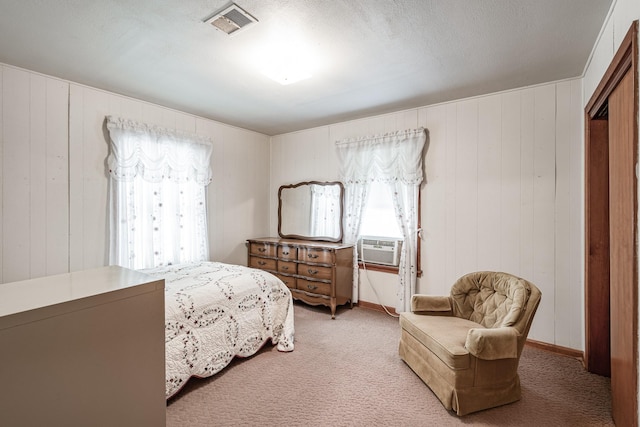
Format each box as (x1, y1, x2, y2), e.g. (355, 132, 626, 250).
(608, 69, 637, 427)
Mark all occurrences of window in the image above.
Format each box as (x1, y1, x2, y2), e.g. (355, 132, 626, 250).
(359, 181, 403, 239)
(106, 116, 213, 270)
(357, 181, 421, 275)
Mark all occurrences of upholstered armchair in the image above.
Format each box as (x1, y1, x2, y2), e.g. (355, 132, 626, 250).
(398, 271, 542, 416)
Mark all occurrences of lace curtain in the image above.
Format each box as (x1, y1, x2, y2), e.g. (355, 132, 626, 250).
(106, 116, 213, 270)
(336, 128, 426, 312)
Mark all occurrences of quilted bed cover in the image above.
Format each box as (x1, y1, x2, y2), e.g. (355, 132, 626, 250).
(140, 261, 295, 399)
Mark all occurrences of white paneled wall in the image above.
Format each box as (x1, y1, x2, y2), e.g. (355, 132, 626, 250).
(200, 119, 270, 263)
(583, 0, 640, 104)
(0, 66, 69, 283)
(68, 84, 270, 271)
(0, 64, 271, 283)
(421, 81, 583, 348)
(68, 84, 111, 271)
(270, 79, 583, 348)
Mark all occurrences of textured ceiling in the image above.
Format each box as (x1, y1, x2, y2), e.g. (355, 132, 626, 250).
(0, 0, 613, 135)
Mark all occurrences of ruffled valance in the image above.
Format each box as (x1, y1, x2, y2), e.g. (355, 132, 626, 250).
(335, 128, 426, 185)
(106, 116, 213, 185)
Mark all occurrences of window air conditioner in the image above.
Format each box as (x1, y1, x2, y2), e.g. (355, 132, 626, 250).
(358, 236, 403, 267)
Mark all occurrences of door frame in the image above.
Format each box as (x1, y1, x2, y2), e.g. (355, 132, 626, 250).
(584, 19, 638, 421)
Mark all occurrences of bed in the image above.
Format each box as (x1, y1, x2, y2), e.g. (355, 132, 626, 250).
(140, 261, 295, 399)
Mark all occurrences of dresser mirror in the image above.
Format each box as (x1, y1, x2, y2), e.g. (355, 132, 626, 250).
(278, 181, 344, 242)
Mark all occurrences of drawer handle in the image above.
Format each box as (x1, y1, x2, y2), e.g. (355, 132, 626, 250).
(306, 284, 318, 291)
(258, 261, 266, 266)
(307, 253, 319, 259)
(258, 247, 267, 253)
(282, 251, 290, 255)
(282, 265, 289, 271)
(307, 268, 318, 275)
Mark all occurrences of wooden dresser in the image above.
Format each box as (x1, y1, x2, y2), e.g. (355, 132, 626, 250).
(247, 237, 354, 318)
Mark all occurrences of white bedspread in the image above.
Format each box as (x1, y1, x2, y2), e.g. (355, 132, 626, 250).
(140, 261, 295, 399)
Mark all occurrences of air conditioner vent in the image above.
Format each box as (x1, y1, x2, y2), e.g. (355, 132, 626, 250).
(358, 236, 403, 267)
(205, 3, 258, 36)
(361, 238, 396, 247)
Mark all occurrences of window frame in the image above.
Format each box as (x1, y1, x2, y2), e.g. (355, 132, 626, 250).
(356, 190, 422, 277)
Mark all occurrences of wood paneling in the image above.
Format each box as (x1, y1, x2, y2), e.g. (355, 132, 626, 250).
(477, 95, 502, 271)
(3, 67, 31, 282)
(519, 88, 536, 283)
(500, 90, 522, 275)
(0, 66, 3, 280)
(420, 104, 446, 291)
(69, 85, 111, 271)
(454, 100, 479, 278)
(567, 79, 585, 351)
(0, 64, 270, 283)
(45, 78, 70, 276)
(1, 66, 69, 283)
(443, 103, 458, 288)
(554, 81, 574, 344)
(0, 60, 587, 349)
(270, 80, 582, 346)
(67, 84, 271, 270)
(531, 85, 557, 344)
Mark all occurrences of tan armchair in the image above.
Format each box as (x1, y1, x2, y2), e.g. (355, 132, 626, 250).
(398, 271, 542, 416)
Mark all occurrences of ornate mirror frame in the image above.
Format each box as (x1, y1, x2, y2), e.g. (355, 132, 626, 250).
(277, 181, 344, 242)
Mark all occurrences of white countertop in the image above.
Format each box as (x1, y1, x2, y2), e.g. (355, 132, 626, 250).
(0, 266, 164, 329)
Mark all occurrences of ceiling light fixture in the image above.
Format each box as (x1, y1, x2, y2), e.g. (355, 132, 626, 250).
(204, 3, 258, 36)
(262, 61, 312, 85)
(257, 37, 315, 85)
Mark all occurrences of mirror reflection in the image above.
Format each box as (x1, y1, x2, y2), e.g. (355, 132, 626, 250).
(278, 181, 344, 242)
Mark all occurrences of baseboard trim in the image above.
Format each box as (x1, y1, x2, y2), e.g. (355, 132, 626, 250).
(525, 339, 584, 361)
(356, 300, 398, 315)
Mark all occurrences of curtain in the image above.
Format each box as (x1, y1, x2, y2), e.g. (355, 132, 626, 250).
(340, 181, 369, 304)
(106, 116, 213, 270)
(336, 128, 426, 312)
(390, 181, 420, 312)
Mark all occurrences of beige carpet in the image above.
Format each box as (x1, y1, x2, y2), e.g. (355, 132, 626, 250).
(166, 302, 613, 426)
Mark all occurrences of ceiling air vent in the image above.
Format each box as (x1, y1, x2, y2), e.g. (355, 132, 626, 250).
(204, 3, 258, 35)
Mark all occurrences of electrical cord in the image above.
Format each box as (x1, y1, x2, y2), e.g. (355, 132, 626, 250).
(359, 230, 423, 318)
(361, 259, 400, 318)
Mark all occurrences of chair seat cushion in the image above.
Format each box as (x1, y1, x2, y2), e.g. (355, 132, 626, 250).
(400, 313, 484, 370)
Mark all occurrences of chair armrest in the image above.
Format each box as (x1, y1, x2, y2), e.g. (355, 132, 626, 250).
(465, 327, 519, 360)
(411, 295, 452, 314)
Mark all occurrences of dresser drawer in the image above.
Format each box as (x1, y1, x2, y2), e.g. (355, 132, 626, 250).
(275, 273, 296, 290)
(278, 245, 298, 260)
(277, 260, 297, 275)
(249, 242, 277, 257)
(298, 264, 332, 281)
(297, 278, 332, 296)
(249, 256, 277, 271)
(299, 247, 333, 264)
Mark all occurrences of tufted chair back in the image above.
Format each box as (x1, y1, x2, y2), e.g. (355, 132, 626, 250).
(450, 271, 534, 330)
